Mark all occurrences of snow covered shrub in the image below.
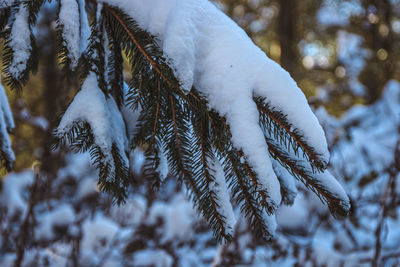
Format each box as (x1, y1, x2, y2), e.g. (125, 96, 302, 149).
(0, 0, 349, 243)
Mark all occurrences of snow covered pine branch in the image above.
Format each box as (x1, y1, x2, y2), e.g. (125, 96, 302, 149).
(0, 0, 350, 241)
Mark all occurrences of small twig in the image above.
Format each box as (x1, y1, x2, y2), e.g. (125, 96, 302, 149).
(14, 172, 41, 267)
(372, 140, 400, 267)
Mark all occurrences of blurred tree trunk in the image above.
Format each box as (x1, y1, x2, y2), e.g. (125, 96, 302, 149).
(358, 0, 397, 103)
(36, 8, 68, 177)
(278, 0, 298, 75)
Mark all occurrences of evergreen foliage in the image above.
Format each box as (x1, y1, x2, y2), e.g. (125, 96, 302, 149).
(0, 0, 350, 242)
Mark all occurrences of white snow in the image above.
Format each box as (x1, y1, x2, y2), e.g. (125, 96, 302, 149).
(121, 82, 141, 143)
(110, 195, 147, 226)
(314, 170, 350, 207)
(337, 31, 367, 77)
(78, 0, 91, 53)
(1, 171, 34, 217)
(102, 0, 331, 208)
(76, 176, 98, 199)
(19, 108, 48, 130)
(35, 204, 75, 240)
(319, 80, 400, 183)
(56, 72, 129, 180)
(262, 211, 277, 238)
(156, 146, 169, 181)
(59, 0, 81, 68)
(0, 0, 15, 8)
(0, 79, 15, 131)
(271, 159, 297, 204)
(208, 157, 236, 236)
(80, 213, 119, 265)
(317, 0, 362, 27)
(8, 4, 31, 79)
(133, 249, 173, 267)
(0, 80, 15, 165)
(148, 195, 197, 243)
(130, 148, 145, 174)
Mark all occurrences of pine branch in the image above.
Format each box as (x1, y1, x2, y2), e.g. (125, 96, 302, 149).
(195, 114, 231, 241)
(166, 94, 195, 188)
(2, 4, 38, 91)
(103, 5, 175, 88)
(0, 137, 14, 171)
(218, 115, 276, 214)
(272, 161, 297, 206)
(267, 140, 350, 218)
(141, 145, 163, 190)
(23, 0, 47, 26)
(151, 80, 161, 144)
(104, 19, 124, 107)
(185, 91, 275, 239)
(226, 151, 275, 239)
(56, 22, 75, 76)
(53, 120, 129, 204)
(0, 7, 11, 38)
(255, 97, 327, 171)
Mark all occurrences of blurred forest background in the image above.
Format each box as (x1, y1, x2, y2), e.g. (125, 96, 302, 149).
(1, 0, 400, 266)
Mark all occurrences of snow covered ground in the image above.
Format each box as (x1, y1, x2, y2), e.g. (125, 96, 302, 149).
(1, 81, 399, 266)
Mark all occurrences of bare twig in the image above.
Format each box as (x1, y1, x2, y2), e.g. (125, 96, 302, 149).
(14, 171, 41, 267)
(372, 140, 400, 267)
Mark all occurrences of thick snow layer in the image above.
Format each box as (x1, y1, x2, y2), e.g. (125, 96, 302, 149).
(314, 170, 350, 206)
(133, 249, 173, 267)
(156, 146, 169, 181)
(76, 176, 98, 199)
(0, 111, 15, 165)
(148, 195, 197, 243)
(56, 72, 129, 179)
(130, 148, 145, 174)
(110, 195, 146, 226)
(0, 0, 15, 8)
(80, 213, 119, 265)
(82, 215, 120, 263)
(317, 0, 362, 26)
(1, 171, 34, 217)
(57, 153, 93, 181)
(102, 0, 331, 207)
(209, 157, 236, 236)
(0, 80, 15, 164)
(0, 80, 14, 131)
(271, 159, 297, 204)
(59, 0, 81, 68)
(8, 4, 31, 79)
(35, 204, 75, 240)
(318, 80, 400, 182)
(262, 211, 277, 238)
(78, 0, 91, 53)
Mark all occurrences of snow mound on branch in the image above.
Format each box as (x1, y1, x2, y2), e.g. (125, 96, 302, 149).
(0, 82, 14, 131)
(78, 0, 91, 54)
(148, 195, 197, 243)
(104, 0, 329, 207)
(133, 249, 173, 267)
(35, 204, 75, 241)
(56, 72, 129, 178)
(80, 214, 119, 265)
(59, 0, 81, 68)
(0, 80, 15, 165)
(1, 171, 34, 217)
(8, 4, 31, 79)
